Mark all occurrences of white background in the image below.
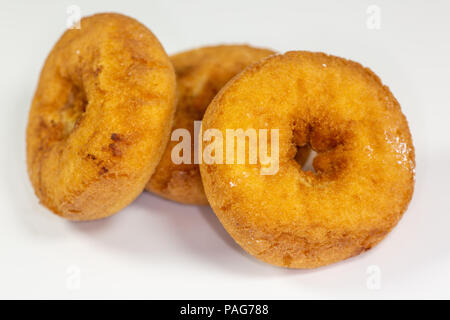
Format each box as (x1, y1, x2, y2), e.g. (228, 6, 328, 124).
(0, 0, 449, 299)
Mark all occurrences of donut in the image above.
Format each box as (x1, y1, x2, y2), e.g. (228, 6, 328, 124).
(26, 13, 176, 220)
(199, 51, 415, 268)
(145, 45, 279, 205)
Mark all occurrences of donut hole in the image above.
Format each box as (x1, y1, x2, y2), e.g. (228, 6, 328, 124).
(297, 147, 317, 173)
(292, 120, 349, 177)
(60, 84, 87, 138)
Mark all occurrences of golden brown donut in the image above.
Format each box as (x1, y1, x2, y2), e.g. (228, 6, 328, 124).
(199, 51, 415, 268)
(145, 45, 276, 205)
(26, 13, 176, 220)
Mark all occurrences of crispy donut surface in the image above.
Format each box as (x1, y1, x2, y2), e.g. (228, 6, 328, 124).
(146, 45, 275, 205)
(199, 51, 415, 268)
(26, 13, 176, 220)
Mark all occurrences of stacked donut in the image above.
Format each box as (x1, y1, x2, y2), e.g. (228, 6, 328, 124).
(27, 13, 415, 268)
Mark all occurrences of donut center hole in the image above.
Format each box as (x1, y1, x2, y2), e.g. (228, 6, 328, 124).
(60, 85, 87, 137)
(292, 120, 348, 176)
(296, 147, 317, 173)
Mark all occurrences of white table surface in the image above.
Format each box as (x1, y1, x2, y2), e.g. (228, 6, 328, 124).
(0, 0, 449, 299)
